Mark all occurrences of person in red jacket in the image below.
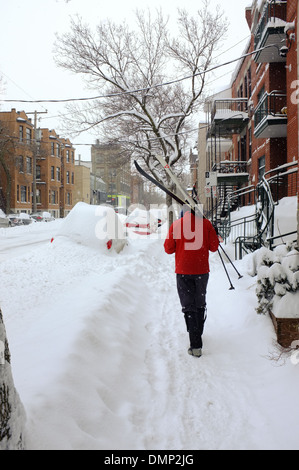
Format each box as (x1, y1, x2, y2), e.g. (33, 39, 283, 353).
(164, 209, 219, 358)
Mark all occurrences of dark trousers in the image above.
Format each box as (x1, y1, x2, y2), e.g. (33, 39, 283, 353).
(176, 274, 209, 349)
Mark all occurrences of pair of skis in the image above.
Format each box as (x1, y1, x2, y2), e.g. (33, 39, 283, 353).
(134, 156, 242, 290)
(134, 156, 198, 212)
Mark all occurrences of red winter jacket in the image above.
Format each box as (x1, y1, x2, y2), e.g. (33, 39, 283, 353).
(164, 212, 219, 275)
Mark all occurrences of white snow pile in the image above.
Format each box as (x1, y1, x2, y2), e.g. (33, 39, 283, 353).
(56, 202, 126, 253)
(0, 199, 299, 450)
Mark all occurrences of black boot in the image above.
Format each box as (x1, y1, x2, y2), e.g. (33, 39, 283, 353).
(184, 309, 206, 357)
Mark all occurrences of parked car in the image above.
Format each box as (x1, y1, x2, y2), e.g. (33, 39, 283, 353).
(31, 213, 44, 222)
(42, 212, 55, 222)
(8, 214, 25, 227)
(31, 212, 55, 223)
(0, 210, 11, 228)
(18, 213, 33, 225)
(125, 209, 159, 235)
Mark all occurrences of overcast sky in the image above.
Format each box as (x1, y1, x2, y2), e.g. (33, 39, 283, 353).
(0, 0, 252, 160)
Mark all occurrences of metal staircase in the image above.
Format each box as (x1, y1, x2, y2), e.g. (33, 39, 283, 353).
(215, 162, 298, 259)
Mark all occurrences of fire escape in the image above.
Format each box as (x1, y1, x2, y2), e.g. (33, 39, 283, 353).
(206, 97, 250, 223)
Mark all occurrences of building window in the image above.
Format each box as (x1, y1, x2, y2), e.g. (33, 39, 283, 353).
(247, 67, 252, 98)
(56, 167, 61, 181)
(258, 86, 266, 113)
(21, 186, 27, 203)
(36, 189, 41, 204)
(71, 172, 74, 184)
(26, 157, 32, 174)
(17, 156, 24, 173)
(66, 150, 70, 163)
(240, 135, 247, 162)
(51, 166, 55, 180)
(49, 190, 57, 204)
(66, 171, 70, 184)
(258, 155, 266, 182)
(66, 192, 71, 205)
(19, 126, 24, 142)
(26, 128, 32, 144)
(36, 165, 41, 180)
(248, 127, 252, 161)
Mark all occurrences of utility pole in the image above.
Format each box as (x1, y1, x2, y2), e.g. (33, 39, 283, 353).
(27, 110, 48, 213)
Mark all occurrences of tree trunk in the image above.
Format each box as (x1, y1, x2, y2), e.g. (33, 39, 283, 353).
(0, 309, 26, 450)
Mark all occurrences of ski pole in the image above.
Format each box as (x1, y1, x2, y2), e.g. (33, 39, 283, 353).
(218, 249, 235, 291)
(218, 244, 243, 279)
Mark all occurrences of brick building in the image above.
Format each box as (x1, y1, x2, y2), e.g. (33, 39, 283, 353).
(39, 128, 75, 217)
(204, 0, 298, 217)
(0, 109, 75, 217)
(0, 109, 34, 214)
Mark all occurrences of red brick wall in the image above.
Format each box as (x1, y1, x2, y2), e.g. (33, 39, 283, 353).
(230, 1, 298, 198)
(286, 0, 298, 197)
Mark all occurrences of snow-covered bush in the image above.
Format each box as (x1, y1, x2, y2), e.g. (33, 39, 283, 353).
(255, 244, 299, 316)
(0, 309, 26, 450)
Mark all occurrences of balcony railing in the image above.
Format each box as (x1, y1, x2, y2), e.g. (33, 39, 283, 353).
(209, 99, 249, 137)
(212, 161, 249, 186)
(254, 1, 287, 62)
(211, 99, 248, 121)
(213, 161, 248, 174)
(254, 91, 287, 137)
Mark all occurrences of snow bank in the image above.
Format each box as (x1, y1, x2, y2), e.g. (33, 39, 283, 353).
(1, 216, 299, 450)
(274, 197, 298, 241)
(273, 291, 299, 319)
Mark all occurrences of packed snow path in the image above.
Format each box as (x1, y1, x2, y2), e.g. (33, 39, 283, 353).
(1, 223, 299, 450)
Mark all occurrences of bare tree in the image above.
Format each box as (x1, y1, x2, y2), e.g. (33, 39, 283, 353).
(55, 2, 228, 208)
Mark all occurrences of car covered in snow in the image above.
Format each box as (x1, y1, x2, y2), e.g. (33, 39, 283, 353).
(125, 208, 159, 235)
(0, 209, 10, 228)
(19, 213, 33, 225)
(30, 213, 44, 222)
(31, 212, 55, 223)
(55, 202, 126, 253)
(8, 213, 33, 226)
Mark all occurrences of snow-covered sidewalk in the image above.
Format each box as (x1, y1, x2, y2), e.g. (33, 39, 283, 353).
(1, 220, 299, 450)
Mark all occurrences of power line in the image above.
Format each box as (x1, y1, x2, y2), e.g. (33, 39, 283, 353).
(1, 43, 277, 104)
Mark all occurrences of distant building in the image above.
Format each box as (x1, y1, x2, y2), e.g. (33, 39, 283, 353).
(91, 141, 131, 208)
(74, 160, 91, 205)
(75, 158, 108, 206)
(0, 109, 76, 217)
(38, 128, 76, 218)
